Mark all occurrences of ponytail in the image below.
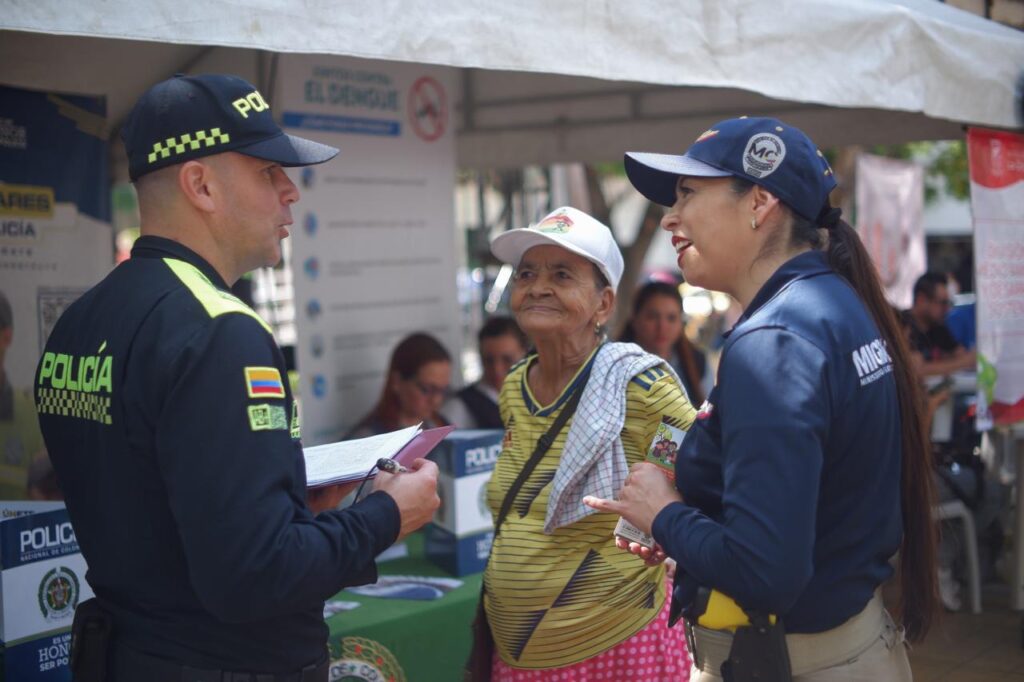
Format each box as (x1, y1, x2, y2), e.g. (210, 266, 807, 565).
(823, 217, 938, 642)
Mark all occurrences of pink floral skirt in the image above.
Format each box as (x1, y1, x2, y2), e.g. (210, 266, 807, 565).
(491, 591, 691, 681)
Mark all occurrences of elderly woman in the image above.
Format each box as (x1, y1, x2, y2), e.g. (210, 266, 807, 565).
(476, 207, 695, 681)
(586, 117, 936, 680)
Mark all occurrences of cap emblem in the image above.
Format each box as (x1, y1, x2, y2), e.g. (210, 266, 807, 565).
(536, 211, 574, 234)
(742, 133, 786, 178)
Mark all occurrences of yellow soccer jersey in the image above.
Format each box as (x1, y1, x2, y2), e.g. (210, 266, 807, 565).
(484, 349, 697, 669)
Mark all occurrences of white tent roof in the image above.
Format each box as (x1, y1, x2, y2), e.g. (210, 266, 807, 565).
(2, 0, 1021, 167)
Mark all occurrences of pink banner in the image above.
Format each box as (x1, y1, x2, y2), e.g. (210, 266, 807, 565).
(854, 154, 925, 310)
(970, 127, 1024, 428)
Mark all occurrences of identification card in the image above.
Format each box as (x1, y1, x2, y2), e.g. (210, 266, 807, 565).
(614, 418, 687, 548)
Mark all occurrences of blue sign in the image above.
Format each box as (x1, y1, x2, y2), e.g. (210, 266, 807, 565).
(0, 86, 109, 222)
(0, 509, 79, 570)
(283, 112, 400, 138)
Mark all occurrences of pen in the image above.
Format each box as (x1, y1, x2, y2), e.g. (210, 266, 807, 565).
(376, 458, 410, 474)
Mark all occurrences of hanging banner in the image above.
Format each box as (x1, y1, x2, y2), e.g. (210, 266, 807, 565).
(276, 56, 460, 445)
(854, 153, 925, 310)
(0, 85, 111, 501)
(969, 127, 1024, 429)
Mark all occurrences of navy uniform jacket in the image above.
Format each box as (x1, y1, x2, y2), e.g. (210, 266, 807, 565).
(652, 250, 903, 634)
(35, 236, 400, 672)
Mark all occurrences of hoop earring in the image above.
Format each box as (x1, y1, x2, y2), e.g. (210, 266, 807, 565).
(750, 217, 758, 230)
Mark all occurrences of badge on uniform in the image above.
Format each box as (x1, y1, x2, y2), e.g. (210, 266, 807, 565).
(248, 404, 289, 431)
(244, 366, 285, 398)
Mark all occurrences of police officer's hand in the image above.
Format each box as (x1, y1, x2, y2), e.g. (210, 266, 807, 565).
(583, 462, 682, 536)
(306, 481, 360, 514)
(372, 458, 440, 541)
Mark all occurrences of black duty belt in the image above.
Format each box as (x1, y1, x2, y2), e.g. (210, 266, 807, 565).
(111, 642, 328, 682)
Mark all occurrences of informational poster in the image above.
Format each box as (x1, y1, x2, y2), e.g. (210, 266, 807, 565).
(0, 504, 94, 681)
(854, 153, 925, 310)
(276, 56, 460, 444)
(0, 85, 111, 501)
(969, 128, 1024, 428)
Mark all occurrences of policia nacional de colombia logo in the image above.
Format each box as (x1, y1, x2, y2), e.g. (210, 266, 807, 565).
(329, 637, 406, 682)
(38, 566, 80, 621)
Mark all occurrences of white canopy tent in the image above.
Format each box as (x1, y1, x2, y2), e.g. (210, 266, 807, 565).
(2, 0, 1022, 173)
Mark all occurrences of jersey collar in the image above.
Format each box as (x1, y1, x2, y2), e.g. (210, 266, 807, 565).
(131, 235, 231, 291)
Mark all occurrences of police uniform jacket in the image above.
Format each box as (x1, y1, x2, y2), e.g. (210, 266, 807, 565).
(651, 250, 903, 634)
(35, 236, 400, 672)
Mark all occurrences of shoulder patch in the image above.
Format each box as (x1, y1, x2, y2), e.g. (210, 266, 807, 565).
(245, 367, 285, 398)
(248, 403, 289, 431)
(163, 258, 272, 334)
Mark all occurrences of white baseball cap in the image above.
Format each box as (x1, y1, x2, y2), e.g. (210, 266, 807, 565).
(490, 206, 623, 291)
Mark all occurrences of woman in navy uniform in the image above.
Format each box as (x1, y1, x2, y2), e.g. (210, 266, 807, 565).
(586, 117, 935, 680)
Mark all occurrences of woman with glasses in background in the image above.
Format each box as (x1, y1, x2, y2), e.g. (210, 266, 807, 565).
(346, 332, 452, 439)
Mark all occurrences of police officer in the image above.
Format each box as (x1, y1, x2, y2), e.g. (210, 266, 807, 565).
(35, 74, 440, 682)
(585, 117, 937, 680)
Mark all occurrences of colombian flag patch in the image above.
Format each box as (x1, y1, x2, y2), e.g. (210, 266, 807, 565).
(244, 367, 285, 398)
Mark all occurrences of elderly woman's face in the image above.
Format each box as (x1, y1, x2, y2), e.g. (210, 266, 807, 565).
(510, 245, 609, 340)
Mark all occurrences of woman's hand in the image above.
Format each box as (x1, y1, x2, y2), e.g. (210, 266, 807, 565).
(583, 462, 682, 536)
(614, 536, 670, 566)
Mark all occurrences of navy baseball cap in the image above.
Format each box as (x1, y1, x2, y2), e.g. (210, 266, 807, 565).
(625, 117, 836, 221)
(122, 73, 338, 181)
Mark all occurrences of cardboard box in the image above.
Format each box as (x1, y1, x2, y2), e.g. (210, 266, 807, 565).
(0, 502, 93, 681)
(425, 429, 501, 575)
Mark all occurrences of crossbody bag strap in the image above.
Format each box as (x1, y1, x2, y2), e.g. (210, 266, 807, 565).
(492, 363, 592, 537)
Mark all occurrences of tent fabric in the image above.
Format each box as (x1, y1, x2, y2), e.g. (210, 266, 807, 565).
(3, 0, 1022, 131)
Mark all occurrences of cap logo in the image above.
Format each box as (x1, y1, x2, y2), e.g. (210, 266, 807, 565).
(536, 212, 574, 234)
(742, 133, 786, 178)
(232, 90, 270, 119)
(147, 128, 231, 164)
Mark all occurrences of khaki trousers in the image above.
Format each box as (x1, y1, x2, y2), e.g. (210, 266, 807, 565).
(689, 595, 911, 681)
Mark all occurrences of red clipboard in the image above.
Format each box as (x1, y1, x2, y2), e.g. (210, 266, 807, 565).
(392, 424, 455, 466)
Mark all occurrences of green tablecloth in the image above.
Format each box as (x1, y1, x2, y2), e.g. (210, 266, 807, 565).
(325, 534, 481, 682)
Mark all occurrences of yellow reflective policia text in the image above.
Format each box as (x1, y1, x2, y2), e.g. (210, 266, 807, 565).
(232, 90, 270, 119)
(36, 346, 113, 425)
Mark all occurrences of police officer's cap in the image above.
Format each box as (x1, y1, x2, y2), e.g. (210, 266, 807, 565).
(122, 73, 338, 181)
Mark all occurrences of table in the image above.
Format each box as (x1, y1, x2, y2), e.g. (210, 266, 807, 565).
(325, 534, 481, 681)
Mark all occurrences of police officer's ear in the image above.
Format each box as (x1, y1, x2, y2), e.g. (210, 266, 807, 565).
(177, 160, 218, 215)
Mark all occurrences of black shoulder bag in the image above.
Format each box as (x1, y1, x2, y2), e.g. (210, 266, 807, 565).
(464, 369, 590, 681)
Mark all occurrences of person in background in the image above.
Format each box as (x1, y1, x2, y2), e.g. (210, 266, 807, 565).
(620, 280, 709, 406)
(347, 332, 452, 438)
(905, 271, 975, 377)
(587, 116, 936, 680)
(480, 206, 695, 681)
(442, 316, 528, 429)
(0, 290, 48, 500)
